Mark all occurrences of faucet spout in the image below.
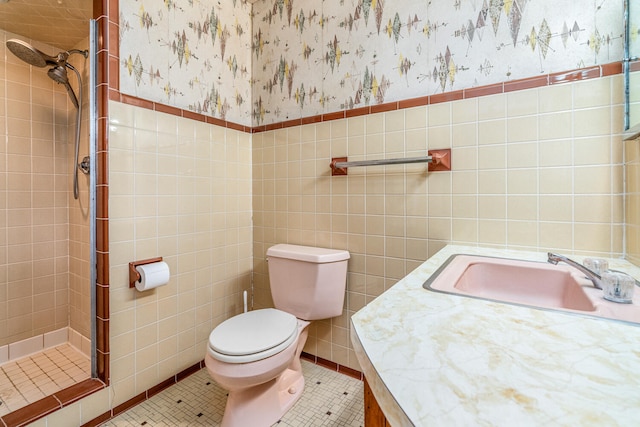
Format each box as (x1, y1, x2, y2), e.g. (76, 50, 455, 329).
(547, 252, 602, 289)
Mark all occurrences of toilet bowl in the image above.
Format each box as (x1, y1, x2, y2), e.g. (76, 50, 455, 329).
(204, 244, 350, 427)
(205, 309, 310, 427)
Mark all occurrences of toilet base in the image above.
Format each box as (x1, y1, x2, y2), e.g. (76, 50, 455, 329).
(220, 367, 305, 427)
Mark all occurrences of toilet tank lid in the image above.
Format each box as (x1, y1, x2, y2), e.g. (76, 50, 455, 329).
(267, 244, 350, 263)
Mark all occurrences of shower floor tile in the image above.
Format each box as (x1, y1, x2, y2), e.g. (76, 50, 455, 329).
(0, 343, 90, 417)
(101, 360, 364, 427)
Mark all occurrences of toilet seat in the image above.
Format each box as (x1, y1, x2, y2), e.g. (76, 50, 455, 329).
(208, 308, 298, 364)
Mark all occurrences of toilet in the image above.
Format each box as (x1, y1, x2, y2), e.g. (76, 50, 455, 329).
(204, 244, 350, 427)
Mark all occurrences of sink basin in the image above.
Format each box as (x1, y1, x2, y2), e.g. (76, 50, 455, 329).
(424, 254, 640, 324)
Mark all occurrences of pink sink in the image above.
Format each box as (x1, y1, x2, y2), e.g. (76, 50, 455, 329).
(445, 258, 596, 312)
(424, 255, 638, 318)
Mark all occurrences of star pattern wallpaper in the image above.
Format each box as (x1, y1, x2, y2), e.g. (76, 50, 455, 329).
(119, 0, 625, 128)
(119, 0, 254, 125)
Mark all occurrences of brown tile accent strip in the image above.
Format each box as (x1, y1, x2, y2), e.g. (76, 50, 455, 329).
(504, 75, 548, 92)
(97, 0, 110, 391)
(0, 380, 106, 427)
(430, 90, 464, 104)
(300, 351, 364, 381)
(54, 379, 106, 407)
(265, 121, 284, 131)
(96, 351, 109, 385)
(227, 120, 247, 132)
(119, 93, 154, 110)
(81, 411, 111, 427)
(96, 186, 108, 219)
(112, 392, 146, 419)
(96, 283, 109, 319)
(1, 396, 61, 427)
(549, 66, 600, 85)
(147, 377, 177, 399)
(280, 118, 302, 128)
(176, 361, 204, 382)
(300, 351, 317, 363)
(183, 110, 207, 123)
(323, 110, 347, 121)
(155, 103, 182, 117)
(96, 318, 109, 353)
(81, 354, 362, 427)
(96, 150, 108, 184)
(316, 357, 339, 371)
(339, 365, 364, 381)
(112, 93, 254, 132)
(96, 219, 108, 252)
(301, 114, 323, 124)
(464, 83, 503, 99)
(398, 96, 430, 110)
(82, 361, 205, 427)
(96, 252, 109, 284)
(370, 102, 398, 113)
(112, 63, 624, 133)
(113, 62, 624, 135)
(601, 61, 623, 76)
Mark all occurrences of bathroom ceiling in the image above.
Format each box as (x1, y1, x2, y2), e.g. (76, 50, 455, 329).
(0, 0, 92, 50)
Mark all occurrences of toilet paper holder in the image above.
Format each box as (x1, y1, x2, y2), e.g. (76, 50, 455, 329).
(129, 257, 163, 288)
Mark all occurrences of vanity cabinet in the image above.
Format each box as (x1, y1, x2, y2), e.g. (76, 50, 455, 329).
(364, 378, 392, 427)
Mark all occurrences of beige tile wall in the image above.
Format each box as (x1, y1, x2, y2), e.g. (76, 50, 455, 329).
(0, 31, 81, 346)
(626, 134, 640, 266)
(29, 72, 630, 426)
(107, 101, 253, 405)
(253, 74, 626, 371)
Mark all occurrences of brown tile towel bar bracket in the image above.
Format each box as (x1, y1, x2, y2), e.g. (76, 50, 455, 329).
(330, 149, 451, 176)
(129, 257, 163, 288)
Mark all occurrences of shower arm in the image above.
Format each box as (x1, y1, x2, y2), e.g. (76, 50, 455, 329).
(67, 49, 89, 60)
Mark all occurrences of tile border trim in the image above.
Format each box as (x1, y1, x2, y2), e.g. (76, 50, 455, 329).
(300, 351, 364, 381)
(112, 61, 630, 134)
(79, 353, 363, 427)
(0, 379, 106, 427)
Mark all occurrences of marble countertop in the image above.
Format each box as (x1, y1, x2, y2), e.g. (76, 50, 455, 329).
(350, 245, 640, 427)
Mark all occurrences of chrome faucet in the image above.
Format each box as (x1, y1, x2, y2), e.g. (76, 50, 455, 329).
(547, 253, 602, 289)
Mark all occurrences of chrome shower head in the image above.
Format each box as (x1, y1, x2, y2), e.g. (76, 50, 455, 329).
(47, 64, 68, 84)
(6, 38, 86, 109)
(6, 38, 57, 67)
(48, 64, 80, 109)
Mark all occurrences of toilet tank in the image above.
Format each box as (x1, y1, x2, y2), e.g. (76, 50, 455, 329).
(266, 244, 350, 320)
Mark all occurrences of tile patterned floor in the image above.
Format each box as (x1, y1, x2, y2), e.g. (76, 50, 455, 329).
(102, 360, 364, 427)
(0, 343, 91, 416)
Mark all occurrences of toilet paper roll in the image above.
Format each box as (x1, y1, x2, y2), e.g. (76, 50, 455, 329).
(135, 261, 170, 291)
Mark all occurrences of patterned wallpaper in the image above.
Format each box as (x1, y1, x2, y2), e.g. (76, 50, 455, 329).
(119, 0, 254, 126)
(119, 0, 625, 128)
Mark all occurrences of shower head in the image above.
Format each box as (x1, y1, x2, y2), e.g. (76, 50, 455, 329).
(6, 38, 58, 68)
(47, 64, 69, 84)
(6, 38, 87, 109)
(49, 64, 80, 109)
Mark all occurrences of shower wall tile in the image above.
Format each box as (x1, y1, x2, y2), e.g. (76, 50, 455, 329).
(0, 29, 85, 347)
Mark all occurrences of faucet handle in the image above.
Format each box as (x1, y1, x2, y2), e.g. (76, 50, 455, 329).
(583, 258, 609, 276)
